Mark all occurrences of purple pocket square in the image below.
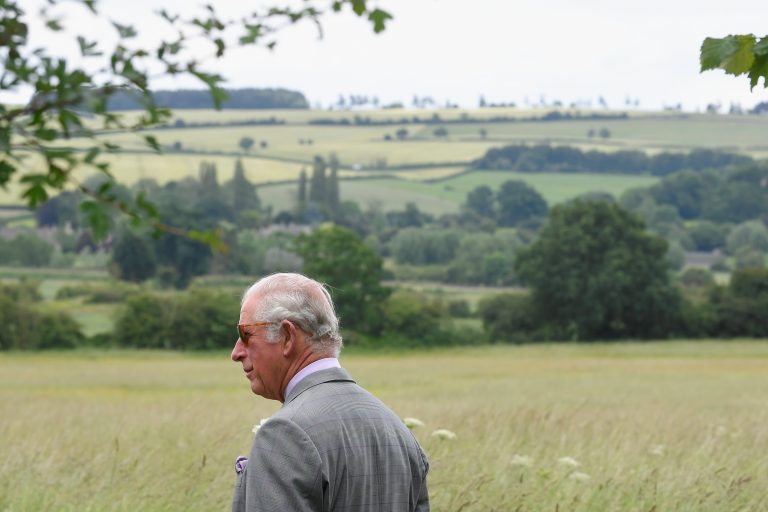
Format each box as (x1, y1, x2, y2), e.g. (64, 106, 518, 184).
(234, 456, 248, 475)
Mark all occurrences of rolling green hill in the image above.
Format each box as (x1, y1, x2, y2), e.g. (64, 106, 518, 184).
(2, 108, 766, 209)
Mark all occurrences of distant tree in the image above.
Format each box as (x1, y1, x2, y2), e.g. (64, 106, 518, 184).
(479, 128, 488, 139)
(709, 267, 768, 337)
(110, 228, 157, 283)
(599, 128, 611, 139)
(35, 191, 82, 228)
(309, 156, 327, 205)
(496, 180, 548, 227)
(239, 136, 255, 153)
(197, 162, 233, 220)
(260, 140, 269, 149)
(726, 220, 768, 255)
(0, 233, 54, 267)
(679, 268, 716, 289)
(327, 153, 341, 214)
(446, 231, 519, 285)
(297, 168, 308, 211)
(515, 200, 682, 340)
(689, 221, 728, 251)
(479, 293, 540, 343)
(387, 202, 428, 228)
(465, 185, 495, 218)
(395, 128, 409, 140)
(295, 225, 390, 334)
(381, 290, 461, 346)
(389, 228, 461, 265)
(1, 283, 82, 350)
(433, 127, 449, 138)
(230, 159, 260, 212)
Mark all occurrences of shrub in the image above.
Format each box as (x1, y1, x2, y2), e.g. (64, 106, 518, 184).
(478, 293, 542, 343)
(113, 288, 240, 349)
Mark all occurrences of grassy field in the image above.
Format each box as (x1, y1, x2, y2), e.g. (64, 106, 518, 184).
(258, 171, 658, 215)
(2, 109, 767, 208)
(1, 342, 766, 511)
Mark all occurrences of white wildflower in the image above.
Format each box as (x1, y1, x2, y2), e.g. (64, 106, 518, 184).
(569, 471, 591, 482)
(650, 444, 665, 457)
(430, 429, 457, 440)
(557, 456, 581, 468)
(403, 417, 425, 429)
(510, 454, 534, 467)
(251, 417, 270, 435)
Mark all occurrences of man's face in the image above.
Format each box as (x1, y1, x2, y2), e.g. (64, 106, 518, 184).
(231, 295, 286, 400)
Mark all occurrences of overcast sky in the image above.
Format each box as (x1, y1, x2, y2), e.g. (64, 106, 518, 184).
(18, 0, 768, 111)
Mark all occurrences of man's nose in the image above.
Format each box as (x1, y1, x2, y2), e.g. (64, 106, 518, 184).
(231, 339, 245, 362)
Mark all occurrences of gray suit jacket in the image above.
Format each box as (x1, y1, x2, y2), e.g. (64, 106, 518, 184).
(232, 367, 430, 512)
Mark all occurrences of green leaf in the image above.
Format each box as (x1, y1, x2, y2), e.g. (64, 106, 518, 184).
(188, 67, 228, 109)
(46, 19, 63, 31)
(137, 192, 159, 219)
(700, 35, 756, 75)
(80, 200, 113, 240)
(701, 37, 728, 71)
(748, 54, 768, 89)
(188, 229, 228, 252)
(753, 36, 768, 56)
(368, 9, 392, 34)
(0, 159, 16, 187)
(143, 135, 161, 153)
(332, 2, 343, 12)
(33, 127, 57, 141)
(213, 38, 226, 57)
(351, 0, 367, 16)
(158, 9, 179, 23)
(0, 126, 11, 152)
(239, 24, 262, 45)
(84, 147, 101, 164)
(20, 175, 49, 206)
(723, 35, 756, 74)
(112, 22, 137, 39)
(82, 1, 97, 14)
(77, 36, 102, 57)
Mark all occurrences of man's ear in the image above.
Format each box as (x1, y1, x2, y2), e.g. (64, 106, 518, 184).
(280, 320, 297, 356)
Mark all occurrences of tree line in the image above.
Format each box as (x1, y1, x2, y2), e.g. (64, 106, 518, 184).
(473, 145, 752, 176)
(106, 88, 309, 110)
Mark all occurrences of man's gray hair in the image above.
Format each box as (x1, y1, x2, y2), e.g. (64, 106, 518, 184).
(243, 273, 343, 357)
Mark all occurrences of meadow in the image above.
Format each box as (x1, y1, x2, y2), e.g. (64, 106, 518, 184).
(1, 342, 766, 511)
(258, 171, 659, 215)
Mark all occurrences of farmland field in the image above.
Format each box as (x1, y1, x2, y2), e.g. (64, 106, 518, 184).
(1, 342, 766, 511)
(259, 171, 659, 215)
(2, 109, 768, 209)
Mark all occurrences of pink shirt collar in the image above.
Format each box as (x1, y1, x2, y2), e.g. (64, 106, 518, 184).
(284, 358, 341, 400)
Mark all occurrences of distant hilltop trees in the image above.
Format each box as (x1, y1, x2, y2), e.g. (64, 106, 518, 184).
(107, 87, 309, 110)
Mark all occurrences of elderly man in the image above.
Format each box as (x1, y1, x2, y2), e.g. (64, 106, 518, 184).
(231, 273, 430, 512)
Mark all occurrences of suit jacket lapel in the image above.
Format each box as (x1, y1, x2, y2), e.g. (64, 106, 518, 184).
(284, 367, 355, 405)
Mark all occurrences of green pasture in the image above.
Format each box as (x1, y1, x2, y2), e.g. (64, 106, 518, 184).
(165, 107, 596, 125)
(1, 342, 766, 511)
(439, 115, 768, 151)
(259, 171, 658, 215)
(100, 125, 500, 167)
(2, 109, 766, 209)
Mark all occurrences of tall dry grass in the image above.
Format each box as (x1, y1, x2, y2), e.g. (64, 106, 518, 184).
(1, 342, 767, 511)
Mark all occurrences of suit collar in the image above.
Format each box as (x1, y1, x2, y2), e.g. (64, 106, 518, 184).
(283, 366, 355, 404)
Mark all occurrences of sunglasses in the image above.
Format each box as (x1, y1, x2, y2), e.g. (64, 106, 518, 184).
(237, 322, 274, 344)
